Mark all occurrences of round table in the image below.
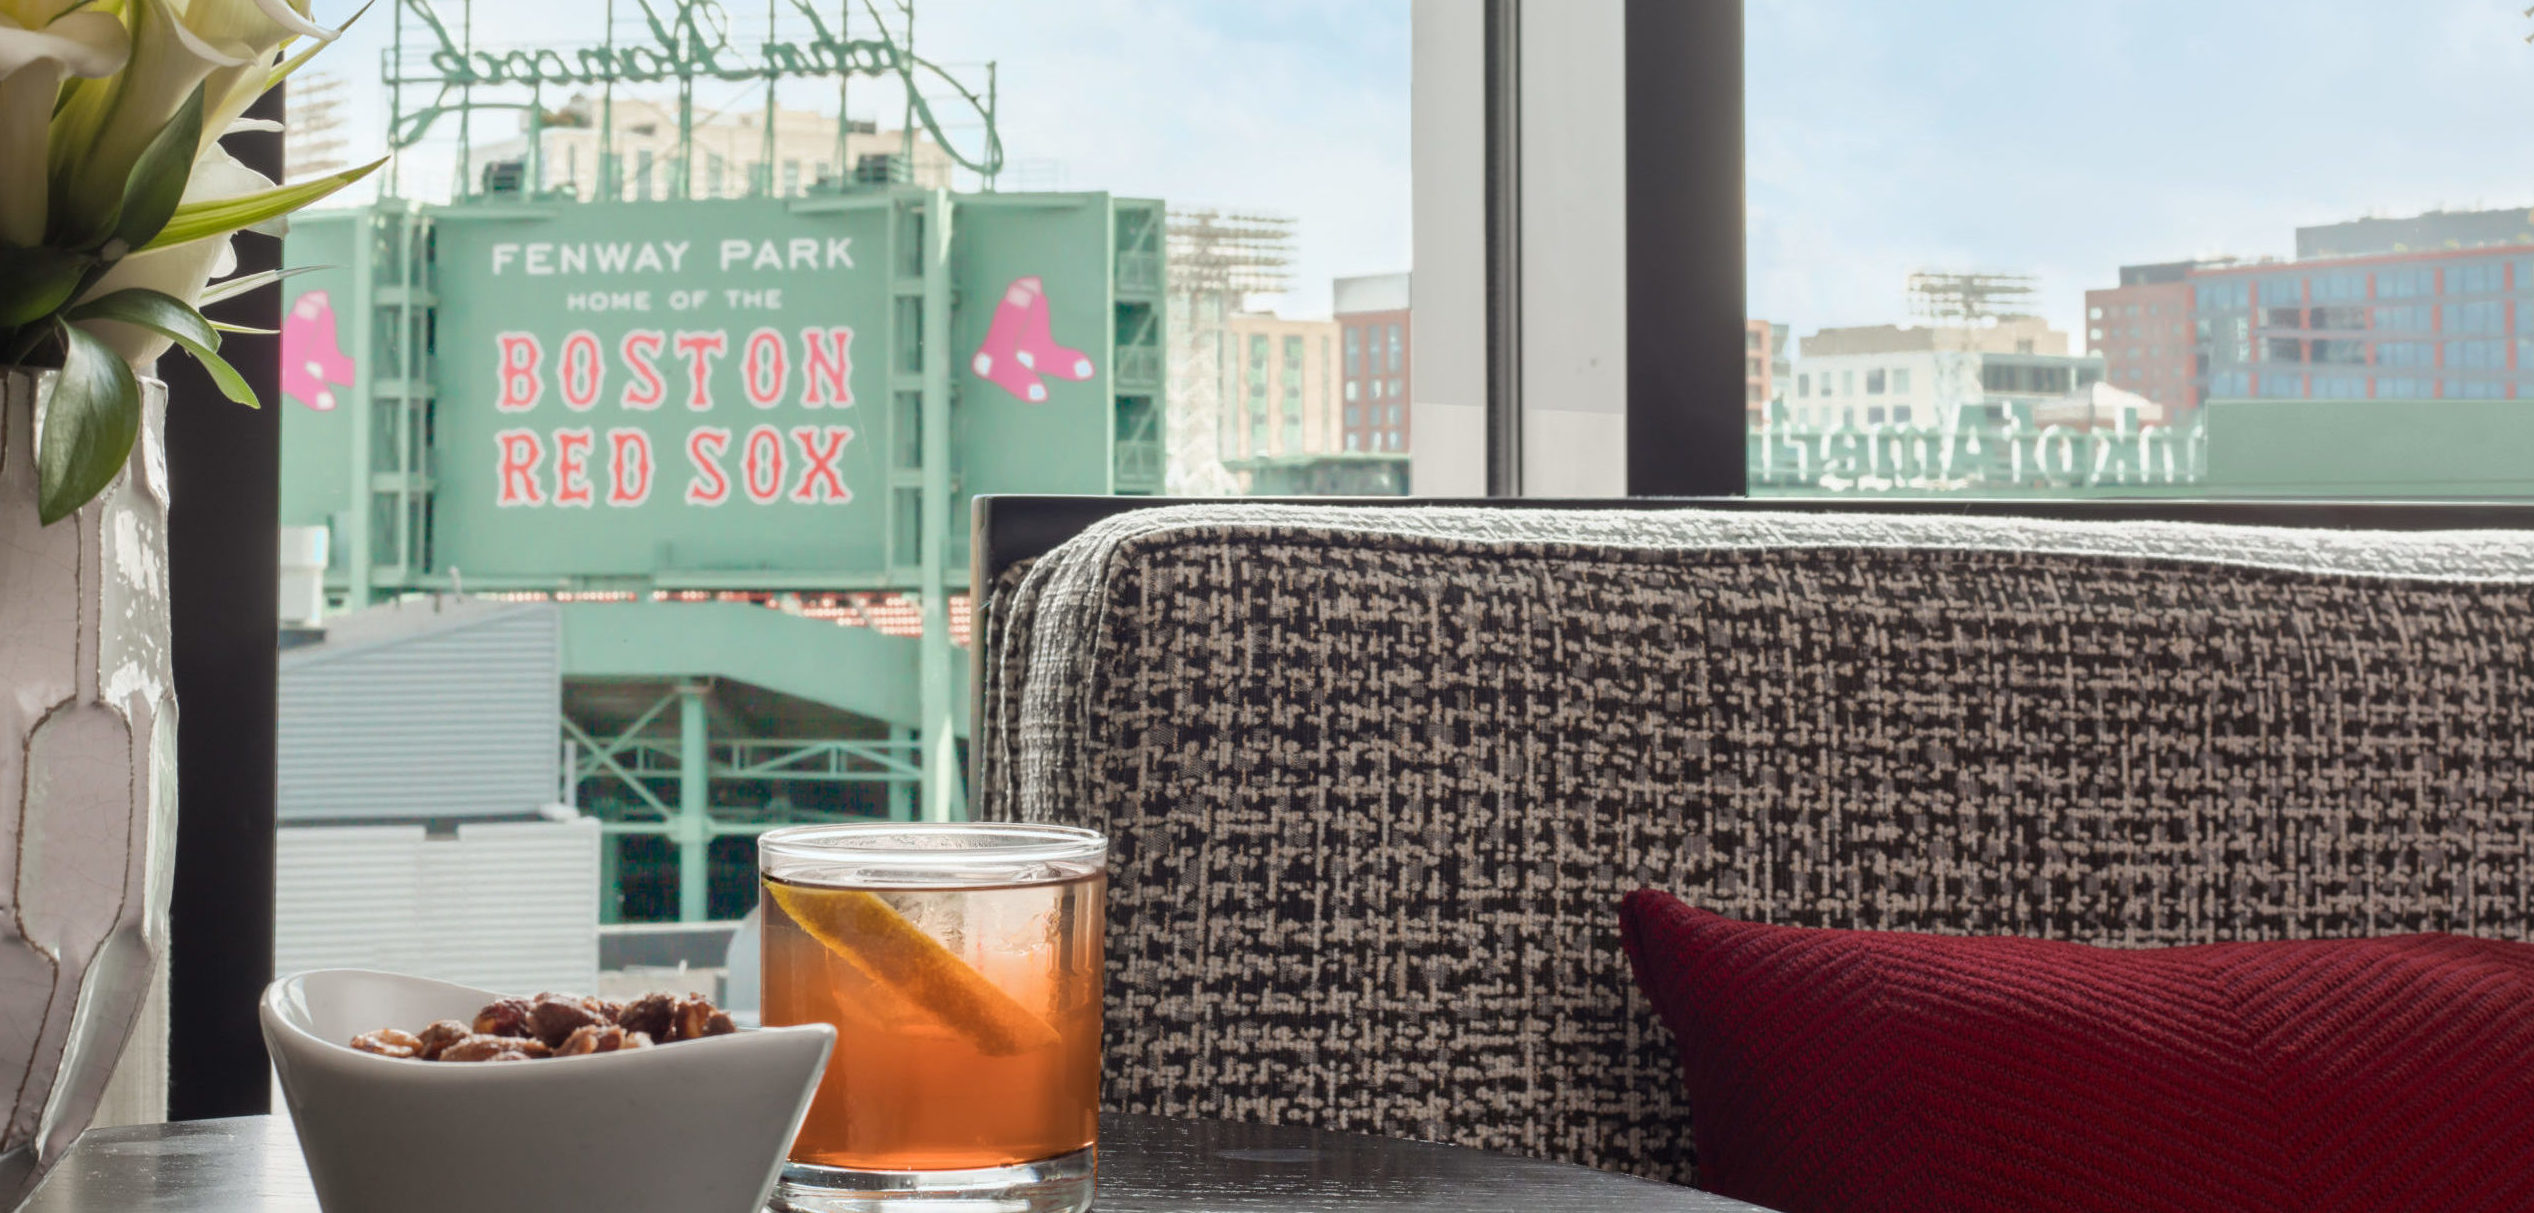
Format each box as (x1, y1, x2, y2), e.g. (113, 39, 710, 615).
(20, 1113, 1772, 1211)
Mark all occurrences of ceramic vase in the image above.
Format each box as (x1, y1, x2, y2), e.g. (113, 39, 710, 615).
(0, 368, 177, 1207)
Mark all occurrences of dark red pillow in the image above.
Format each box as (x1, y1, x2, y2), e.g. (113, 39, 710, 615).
(1618, 890, 2534, 1213)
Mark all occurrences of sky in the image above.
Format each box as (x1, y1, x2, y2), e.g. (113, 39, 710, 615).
(1748, 0, 2534, 343)
(299, 0, 1411, 319)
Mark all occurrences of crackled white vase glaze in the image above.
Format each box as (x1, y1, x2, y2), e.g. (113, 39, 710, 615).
(0, 368, 177, 1208)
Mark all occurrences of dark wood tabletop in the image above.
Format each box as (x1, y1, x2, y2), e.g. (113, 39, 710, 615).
(20, 1113, 1772, 1212)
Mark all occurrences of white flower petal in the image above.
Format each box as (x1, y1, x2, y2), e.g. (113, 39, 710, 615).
(0, 11, 130, 77)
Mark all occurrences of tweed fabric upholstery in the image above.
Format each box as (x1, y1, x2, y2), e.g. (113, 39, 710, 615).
(976, 504, 2534, 1184)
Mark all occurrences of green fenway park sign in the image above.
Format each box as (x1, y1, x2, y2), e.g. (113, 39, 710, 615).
(281, 193, 1125, 581)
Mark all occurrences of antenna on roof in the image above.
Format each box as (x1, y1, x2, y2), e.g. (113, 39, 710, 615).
(1906, 271, 2038, 324)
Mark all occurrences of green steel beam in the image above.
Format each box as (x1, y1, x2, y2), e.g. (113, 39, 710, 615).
(345, 210, 375, 605)
(676, 681, 708, 922)
(888, 724, 914, 821)
(918, 188, 961, 822)
(557, 601, 969, 736)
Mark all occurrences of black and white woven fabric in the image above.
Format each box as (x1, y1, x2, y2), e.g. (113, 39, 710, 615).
(976, 504, 2534, 1183)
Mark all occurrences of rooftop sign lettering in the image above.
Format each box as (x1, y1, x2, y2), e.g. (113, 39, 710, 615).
(405, 0, 900, 90)
(385, 0, 1002, 177)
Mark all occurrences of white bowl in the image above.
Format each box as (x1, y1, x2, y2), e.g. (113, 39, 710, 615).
(261, 969, 833, 1213)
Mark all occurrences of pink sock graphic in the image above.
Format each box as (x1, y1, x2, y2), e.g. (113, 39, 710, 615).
(282, 289, 355, 412)
(971, 276, 1095, 403)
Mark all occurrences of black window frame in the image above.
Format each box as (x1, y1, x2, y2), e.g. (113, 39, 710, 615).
(167, 88, 283, 1117)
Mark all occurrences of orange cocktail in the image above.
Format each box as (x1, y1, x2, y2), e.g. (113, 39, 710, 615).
(759, 823, 1105, 1212)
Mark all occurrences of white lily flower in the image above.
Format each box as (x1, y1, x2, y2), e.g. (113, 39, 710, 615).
(74, 141, 271, 367)
(54, 0, 321, 232)
(188, 0, 331, 147)
(0, 7, 129, 247)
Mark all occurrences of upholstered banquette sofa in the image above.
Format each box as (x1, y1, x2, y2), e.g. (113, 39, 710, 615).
(970, 498, 2534, 1186)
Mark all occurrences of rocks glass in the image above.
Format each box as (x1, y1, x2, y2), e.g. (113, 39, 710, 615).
(760, 823, 1106, 1213)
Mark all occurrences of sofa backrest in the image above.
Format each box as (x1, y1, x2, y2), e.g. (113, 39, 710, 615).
(975, 503, 2534, 1183)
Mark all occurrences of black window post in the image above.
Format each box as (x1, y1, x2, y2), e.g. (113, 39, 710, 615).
(167, 84, 283, 1120)
(1625, 0, 1745, 497)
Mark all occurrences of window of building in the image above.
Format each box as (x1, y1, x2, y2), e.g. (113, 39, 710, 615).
(634, 148, 654, 200)
(2379, 266, 2435, 299)
(1797, 373, 1810, 397)
(781, 159, 800, 195)
(2451, 379, 2508, 399)
(2311, 271, 2366, 302)
(2375, 305, 2432, 332)
(1345, 328, 1361, 376)
(1864, 368, 1886, 395)
(1386, 324, 1402, 373)
(1893, 405, 1912, 424)
(2448, 301, 2506, 334)
(2447, 339, 2506, 370)
(1888, 368, 1909, 393)
(2450, 261, 2507, 295)
(2375, 377, 2431, 398)
(1345, 380, 1359, 402)
(2377, 340, 2435, 368)
(1840, 369, 1854, 394)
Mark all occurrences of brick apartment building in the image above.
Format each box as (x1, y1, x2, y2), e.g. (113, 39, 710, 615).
(1334, 273, 1411, 453)
(1744, 318, 1777, 421)
(2091, 207, 2534, 412)
(2085, 261, 2210, 411)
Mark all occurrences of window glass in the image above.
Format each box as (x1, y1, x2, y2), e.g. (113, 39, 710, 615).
(2379, 267, 2435, 299)
(2377, 305, 2434, 332)
(2450, 260, 2508, 295)
(1749, 2, 2534, 498)
(2449, 301, 2506, 334)
(273, 0, 1414, 993)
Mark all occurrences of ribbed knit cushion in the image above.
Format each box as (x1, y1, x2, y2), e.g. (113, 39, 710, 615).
(1619, 889, 2534, 1213)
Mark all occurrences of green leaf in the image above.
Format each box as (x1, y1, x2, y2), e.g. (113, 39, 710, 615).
(138, 156, 387, 253)
(0, 246, 91, 328)
(67, 288, 257, 407)
(196, 264, 326, 308)
(208, 320, 279, 335)
(38, 321, 143, 525)
(112, 84, 206, 251)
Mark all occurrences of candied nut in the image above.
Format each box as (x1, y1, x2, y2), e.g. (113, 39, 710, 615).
(527, 994, 607, 1048)
(472, 997, 535, 1039)
(350, 1029, 422, 1059)
(513, 1038, 554, 1059)
(596, 998, 626, 1024)
(413, 1020, 471, 1061)
(622, 1030, 653, 1049)
(702, 1010, 736, 1037)
(438, 1033, 528, 1063)
(669, 994, 720, 1042)
(617, 993, 676, 1039)
(558, 1024, 645, 1056)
